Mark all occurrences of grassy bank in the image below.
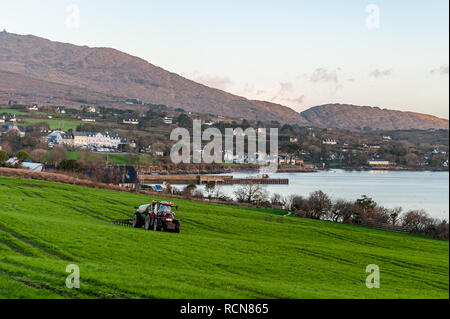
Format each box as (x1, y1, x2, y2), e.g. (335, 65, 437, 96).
(0, 176, 448, 298)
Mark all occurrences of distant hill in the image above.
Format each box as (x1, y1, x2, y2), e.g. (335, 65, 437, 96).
(0, 32, 448, 131)
(300, 104, 449, 131)
(0, 31, 303, 124)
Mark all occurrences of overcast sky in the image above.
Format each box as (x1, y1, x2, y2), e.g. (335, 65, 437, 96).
(0, 0, 448, 118)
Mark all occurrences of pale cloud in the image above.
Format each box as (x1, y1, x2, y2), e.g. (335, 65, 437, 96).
(369, 69, 393, 78)
(308, 68, 340, 83)
(300, 67, 344, 94)
(239, 82, 305, 107)
(279, 82, 294, 93)
(271, 82, 295, 100)
(430, 64, 449, 76)
(282, 95, 305, 104)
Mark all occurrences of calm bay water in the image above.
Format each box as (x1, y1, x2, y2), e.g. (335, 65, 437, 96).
(179, 170, 449, 220)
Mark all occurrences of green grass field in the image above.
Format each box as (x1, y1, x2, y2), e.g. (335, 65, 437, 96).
(23, 118, 82, 131)
(0, 176, 448, 299)
(0, 108, 47, 116)
(0, 109, 29, 116)
(67, 151, 153, 165)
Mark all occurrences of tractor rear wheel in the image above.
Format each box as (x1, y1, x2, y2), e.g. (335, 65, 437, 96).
(132, 213, 142, 228)
(144, 215, 152, 230)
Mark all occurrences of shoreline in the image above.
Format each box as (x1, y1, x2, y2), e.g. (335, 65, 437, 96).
(210, 166, 449, 174)
(142, 166, 449, 175)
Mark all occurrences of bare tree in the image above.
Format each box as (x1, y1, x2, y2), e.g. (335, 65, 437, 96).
(402, 210, 433, 233)
(307, 190, 332, 219)
(48, 146, 67, 166)
(388, 207, 402, 225)
(192, 189, 204, 199)
(329, 199, 355, 223)
(30, 149, 47, 163)
(370, 206, 391, 224)
(205, 181, 216, 199)
(78, 149, 92, 164)
(290, 195, 309, 212)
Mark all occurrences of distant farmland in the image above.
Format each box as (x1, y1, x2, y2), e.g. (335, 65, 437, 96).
(22, 118, 82, 131)
(0, 176, 448, 298)
(67, 152, 148, 165)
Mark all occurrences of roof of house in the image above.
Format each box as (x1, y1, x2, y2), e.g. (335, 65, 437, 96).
(73, 132, 120, 139)
(21, 162, 43, 172)
(2, 123, 26, 133)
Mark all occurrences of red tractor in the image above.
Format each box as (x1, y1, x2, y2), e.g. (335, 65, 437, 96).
(132, 201, 180, 233)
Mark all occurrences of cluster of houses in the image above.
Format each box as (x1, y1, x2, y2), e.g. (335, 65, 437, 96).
(1, 121, 26, 138)
(278, 154, 305, 166)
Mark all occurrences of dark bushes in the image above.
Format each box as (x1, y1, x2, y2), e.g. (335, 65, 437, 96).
(286, 191, 448, 240)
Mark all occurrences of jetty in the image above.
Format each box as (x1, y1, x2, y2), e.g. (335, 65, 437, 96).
(137, 173, 289, 185)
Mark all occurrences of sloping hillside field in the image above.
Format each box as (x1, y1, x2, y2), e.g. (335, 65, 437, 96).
(0, 177, 448, 299)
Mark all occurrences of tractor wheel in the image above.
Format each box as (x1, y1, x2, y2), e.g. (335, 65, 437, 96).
(132, 213, 141, 228)
(144, 215, 152, 230)
(153, 219, 158, 231)
(175, 222, 180, 233)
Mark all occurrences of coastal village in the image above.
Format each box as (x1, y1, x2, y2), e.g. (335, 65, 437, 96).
(0, 103, 448, 188)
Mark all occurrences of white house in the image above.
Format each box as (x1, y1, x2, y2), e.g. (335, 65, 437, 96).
(47, 130, 66, 145)
(28, 105, 39, 111)
(368, 159, 390, 166)
(123, 119, 139, 125)
(256, 127, 266, 134)
(204, 120, 216, 126)
(1, 122, 25, 137)
(163, 117, 173, 124)
(322, 138, 338, 145)
(56, 132, 122, 148)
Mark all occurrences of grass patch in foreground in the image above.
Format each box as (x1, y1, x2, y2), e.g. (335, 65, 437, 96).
(0, 176, 448, 299)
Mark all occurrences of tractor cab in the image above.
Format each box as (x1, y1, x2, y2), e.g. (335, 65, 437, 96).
(157, 202, 173, 214)
(150, 201, 173, 216)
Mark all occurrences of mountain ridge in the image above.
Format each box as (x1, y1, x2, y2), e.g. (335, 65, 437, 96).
(300, 104, 449, 130)
(0, 31, 303, 124)
(0, 31, 448, 131)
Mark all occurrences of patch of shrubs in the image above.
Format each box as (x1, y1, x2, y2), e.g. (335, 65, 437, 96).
(274, 191, 448, 240)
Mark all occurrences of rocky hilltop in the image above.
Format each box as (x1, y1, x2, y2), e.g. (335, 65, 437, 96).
(0, 31, 302, 124)
(0, 32, 447, 130)
(300, 104, 449, 130)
